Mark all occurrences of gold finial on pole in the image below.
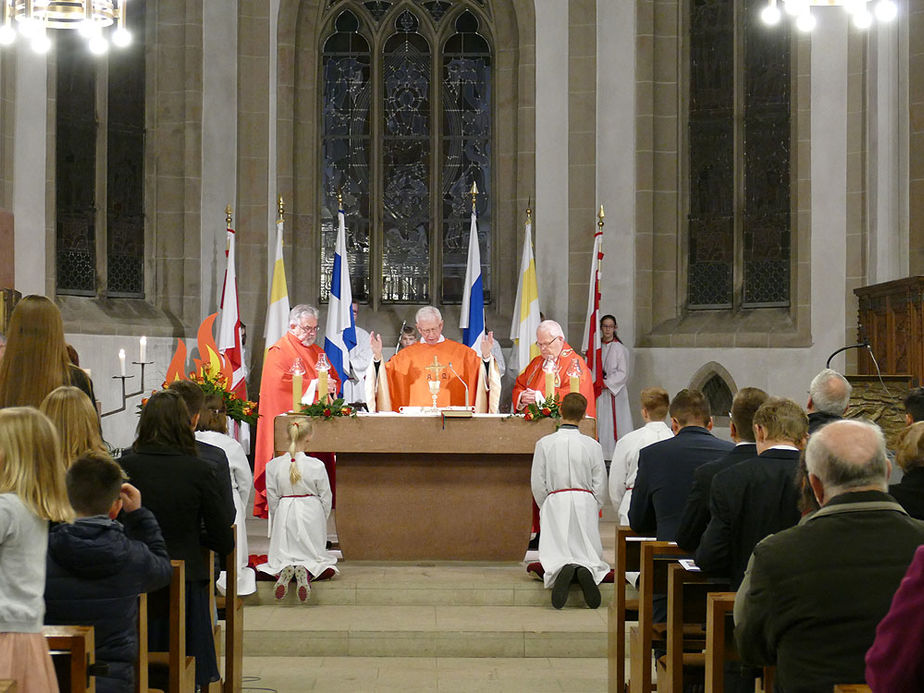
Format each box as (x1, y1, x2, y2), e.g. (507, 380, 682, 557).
(337, 188, 343, 209)
(597, 204, 605, 229)
(526, 196, 532, 223)
(470, 181, 479, 212)
(225, 204, 233, 230)
(277, 195, 285, 222)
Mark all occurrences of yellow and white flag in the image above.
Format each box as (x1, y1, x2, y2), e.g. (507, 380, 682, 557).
(509, 213, 541, 375)
(264, 217, 290, 352)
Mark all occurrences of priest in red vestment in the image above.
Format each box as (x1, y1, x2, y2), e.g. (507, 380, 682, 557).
(365, 306, 501, 412)
(512, 320, 596, 418)
(253, 304, 340, 518)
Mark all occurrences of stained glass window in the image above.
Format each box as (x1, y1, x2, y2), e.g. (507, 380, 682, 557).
(319, 2, 493, 306)
(55, 3, 146, 299)
(687, 0, 791, 310)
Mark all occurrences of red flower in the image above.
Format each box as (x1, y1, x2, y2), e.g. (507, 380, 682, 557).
(341, 407, 352, 415)
(323, 408, 332, 417)
(541, 407, 552, 416)
(524, 411, 533, 421)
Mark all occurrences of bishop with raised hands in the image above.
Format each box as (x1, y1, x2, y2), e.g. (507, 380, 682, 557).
(365, 306, 500, 412)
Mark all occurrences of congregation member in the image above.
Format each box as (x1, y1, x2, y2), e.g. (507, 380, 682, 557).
(903, 386, 924, 424)
(0, 294, 96, 409)
(258, 416, 337, 603)
(40, 385, 109, 469)
(0, 407, 74, 692)
(120, 390, 234, 690)
(735, 419, 924, 692)
(596, 315, 632, 461)
(695, 397, 806, 588)
(254, 304, 340, 518)
(366, 306, 500, 412)
(45, 453, 172, 693)
(806, 367, 852, 433)
(675, 387, 767, 552)
(530, 393, 609, 609)
(888, 421, 924, 519)
(628, 388, 734, 542)
(397, 323, 417, 351)
(342, 301, 372, 405)
(166, 379, 236, 528)
(195, 392, 256, 595)
(865, 544, 924, 690)
(513, 320, 595, 416)
(608, 386, 672, 524)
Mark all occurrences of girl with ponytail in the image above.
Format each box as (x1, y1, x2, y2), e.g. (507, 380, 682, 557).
(257, 417, 338, 602)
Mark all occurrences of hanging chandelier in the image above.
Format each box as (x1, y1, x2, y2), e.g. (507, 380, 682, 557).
(0, 0, 131, 54)
(761, 0, 898, 32)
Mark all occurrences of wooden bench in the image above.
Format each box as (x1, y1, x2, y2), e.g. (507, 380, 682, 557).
(703, 592, 774, 693)
(833, 687, 872, 693)
(628, 542, 692, 693)
(148, 560, 196, 693)
(656, 563, 730, 692)
(43, 624, 96, 693)
(608, 526, 655, 692)
(208, 526, 243, 693)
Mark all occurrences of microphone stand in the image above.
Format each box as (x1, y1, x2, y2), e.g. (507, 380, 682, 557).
(395, 320, 406, 353)
(825, 342, 891, 397)
(447, 361, 470, 409)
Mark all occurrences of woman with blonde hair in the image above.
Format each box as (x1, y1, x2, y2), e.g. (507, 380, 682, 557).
(195, 393, 255, 595)
(40, 386, 108, 469)
(0, 407, 73, 691)
(0, 295, 96, 409)
(257, 416, 337, 603)
(889, 421, 924, 520)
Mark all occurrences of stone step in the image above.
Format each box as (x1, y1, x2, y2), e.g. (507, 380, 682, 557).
(242, 604, 608, 659)
(246, 562, 615, 608)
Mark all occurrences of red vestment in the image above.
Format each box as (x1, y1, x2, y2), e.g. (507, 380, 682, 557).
(512, 343, 597, 418)
(253, 332, 340, 518)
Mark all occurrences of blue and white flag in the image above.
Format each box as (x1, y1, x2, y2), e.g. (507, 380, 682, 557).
(459, 208, 485, 354)
(323, 203, 357, 394)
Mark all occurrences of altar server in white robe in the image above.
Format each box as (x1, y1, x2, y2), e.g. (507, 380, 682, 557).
(258, 417, 338, 603)
(195, 394, 257, 595)
(531, 392, 610, 609)
(608, 386, 673, 525)
(343, 302, 373, 404)
(596, 315, 633, 461)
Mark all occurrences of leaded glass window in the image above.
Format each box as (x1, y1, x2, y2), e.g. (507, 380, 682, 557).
(687, 0, 791, 310)
(320, 1, 493, 305)
(55, 1, 146, 299)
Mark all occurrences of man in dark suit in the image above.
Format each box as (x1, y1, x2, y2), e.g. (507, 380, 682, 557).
(735, 419, 924, 692)
(806, 368, 851, 434)
(695, 397, 806, 589)
(675, 387, 768, 552)
(629, 388, 734, 541)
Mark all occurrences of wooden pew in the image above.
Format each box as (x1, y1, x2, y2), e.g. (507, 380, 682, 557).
(833, 687, 872, 693)
(207, 526, 243, 693)
(656, 563, 730, 692)
(43, 624, 96, 693)
(148, 561, 196, 693)
(608, 526, 655, 693)
(703, 592, 774, 693)
(136, 593, 149, 693)
(628, 542, 692, 693)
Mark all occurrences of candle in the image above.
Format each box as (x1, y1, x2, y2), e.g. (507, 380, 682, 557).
(544, 371, 554, 400)
(318, 369, 328, 403)
(292, 372, 303, 411)
(118, 349, 126, 376)
(139, 336, 147, 362)
(570, 375, 580, 393)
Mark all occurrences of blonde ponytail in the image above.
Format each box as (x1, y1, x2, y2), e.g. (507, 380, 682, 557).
(286, 417, 312, 486)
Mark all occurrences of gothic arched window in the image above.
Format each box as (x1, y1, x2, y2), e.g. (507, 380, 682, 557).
(319, 1, 493, 306)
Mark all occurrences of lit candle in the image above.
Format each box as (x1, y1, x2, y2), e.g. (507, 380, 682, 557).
(139, 336, 147, 362)
(570, 375, 580, 393)
(118, 349, 126, 376)
(544, 371, 554, 400)
(292, 372, 303, 412)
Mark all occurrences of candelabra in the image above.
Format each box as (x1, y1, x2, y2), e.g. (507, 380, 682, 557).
(101, 361, 154, 418)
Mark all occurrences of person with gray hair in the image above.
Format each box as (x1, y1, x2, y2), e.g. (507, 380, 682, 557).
(734, 419, 924, 691)
(366, 305, 500, 412)
(806, 368, 852, 433)
(253, 303, 341, 518)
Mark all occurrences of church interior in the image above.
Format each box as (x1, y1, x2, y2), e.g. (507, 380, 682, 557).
(0, 0, 922, 690)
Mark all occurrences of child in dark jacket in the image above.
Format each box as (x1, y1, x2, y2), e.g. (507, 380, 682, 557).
(44, 452, 172, 693)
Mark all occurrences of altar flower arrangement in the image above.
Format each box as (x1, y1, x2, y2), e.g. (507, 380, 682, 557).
(522, 394, 560, 421)
(298, 397, 356, 419)
(189, 367, 259, 426)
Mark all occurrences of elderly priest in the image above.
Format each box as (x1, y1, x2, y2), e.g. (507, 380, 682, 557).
(512, 320, 596, 418)
(365, 306, 500, 412)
